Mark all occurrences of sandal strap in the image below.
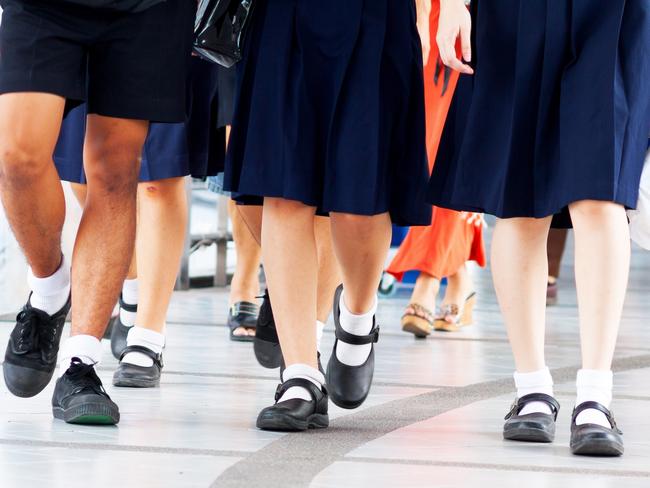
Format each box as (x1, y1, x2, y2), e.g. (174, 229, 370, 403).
(332, 285, 380, 346)
(572, 401, 621, 432)
(119, 345, 163, 368)
(119, 294, 138, 314)
(505, 393, 560, 420)
(231, 301, 259, 316)
(274, 378, 325, 403)
(403, 303, 434, 322)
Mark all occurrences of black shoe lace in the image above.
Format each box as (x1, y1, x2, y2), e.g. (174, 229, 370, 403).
(14, 308, 59, 361)
(65, 358, 107, 396)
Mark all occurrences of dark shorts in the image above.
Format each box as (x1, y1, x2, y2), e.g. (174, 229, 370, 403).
(55, 58, 226, 183)
(0, 0, 195, 122)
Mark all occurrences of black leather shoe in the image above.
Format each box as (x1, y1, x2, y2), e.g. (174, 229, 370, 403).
(326, 285, 379, 410)
(228, 301, 259, 342)
(110, 295, 136, 359)
(113, 345, 163, 388)
(254, 289, 283, 368)
(570, 401, 624, 456)
(257, 378, 329, 431)
(52, 358, 119, 425)
(3, 295, 70, 398)
(503, 393, 560, 443)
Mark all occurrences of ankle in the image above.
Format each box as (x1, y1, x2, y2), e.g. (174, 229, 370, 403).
(278, 363, 324, 403)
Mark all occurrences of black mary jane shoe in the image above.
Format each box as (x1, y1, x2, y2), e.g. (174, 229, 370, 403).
(570, 401, 624, 457)
(228, 301, 259, 343)
(256, 378, 329, 432)
(253, 289, 283, 368)
(326, 285, 380, 410)
(112, 345, 163, 388)
(110, 295, 137, 359)
(503, 393, 560, 443)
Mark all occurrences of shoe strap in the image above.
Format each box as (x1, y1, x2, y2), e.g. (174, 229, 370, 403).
(120, 345, 163, 368)
(231, 301, 260, 316)
(274, 378, 326, 403)
(571, 401, 622, 433)
(505, 393, 560, 420)
(333, 286, 380, 346)
(119, 294, 138, 314)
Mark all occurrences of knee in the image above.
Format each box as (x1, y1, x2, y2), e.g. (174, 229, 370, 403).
(264, 197, 314, 216)
(0, 141, 50, 189)
(85, 142, 141, 196)
(138, 178, 185, 203)
(569, 200, 625, 227)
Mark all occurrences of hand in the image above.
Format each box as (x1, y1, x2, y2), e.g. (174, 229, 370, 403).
(437, 0, 474, 75)
(415, 0, 432, 66)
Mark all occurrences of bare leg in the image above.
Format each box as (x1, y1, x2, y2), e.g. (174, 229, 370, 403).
(569, 201, 629, 370)
(491, 217, 552, 373)
(237, 204, 263, 245)
(262, 198, 318, 368)
(441, 264, 473, 307)
(70, 115, 148, 339)
(0, 93, 66, 277)
(314, 216, 341, 324)
(134, 177, 187, 332)
(410, 273, 441, 312)
(547, 228, 569, 280)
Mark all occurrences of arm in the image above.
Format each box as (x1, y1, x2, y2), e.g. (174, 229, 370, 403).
(415, 0, 432, 65)
(437, 0, 473, 75)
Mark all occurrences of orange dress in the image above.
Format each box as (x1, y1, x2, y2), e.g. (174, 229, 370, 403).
(386, 5, 486, 281)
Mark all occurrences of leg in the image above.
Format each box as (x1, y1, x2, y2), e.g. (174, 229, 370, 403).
(314, 216, 341, 350)
(410, 273, 441, 312)
(437, 263, 476, 329)
(547, 228, 569, 279)
(69, 115, 148, 340)
(401, 272, 440, 337)
(237, 203, 263, 245)
(228, 198, 262, 338)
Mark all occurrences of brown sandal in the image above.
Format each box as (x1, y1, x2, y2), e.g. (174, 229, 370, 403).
(401, 303, 435, 338)
(434, 292, 477, 332)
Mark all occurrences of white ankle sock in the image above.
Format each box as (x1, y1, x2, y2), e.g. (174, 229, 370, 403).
(575, 369, 613, 428)
(27, 256, 70, 315)
(278, 363, 324, 403)
(122, 326, 165, 367)
(513, 367, 554, 415)
(335, 291, 377, 367)
(316, 320, 326, 354)
(119, 279, 139, 327)
(58, 334, 102, 376)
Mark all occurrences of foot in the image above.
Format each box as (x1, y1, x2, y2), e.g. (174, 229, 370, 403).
(401, 303, 434, 338)
(503, 393, 560, 443)
(570, 402, 624, 456)
(253, 289, 283, 368)
(3, 295, 70, 398)
(52, 358, 120, 425)
(434, 292, 477, 332)
(326, 286, 379, 410)
(110, 295, 136, 359)
(113, 345, 163, 388)
(228, 301, 259, 342)
(256, 378, 329, 431)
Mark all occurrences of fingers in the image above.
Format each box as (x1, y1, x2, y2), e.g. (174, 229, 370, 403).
(460, 17, 472, 63)
(436, 30, 473, 75)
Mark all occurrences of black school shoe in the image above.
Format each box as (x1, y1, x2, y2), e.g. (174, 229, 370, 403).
(228, 301, 259, 342)
(254, 289, 283, 368)
(256, 378, 329, 431)
(3, 295, 71, 398)
(503, 393, 560, 443)
(570, 401, 624, 456)
(326, 285, 380, 410)
(110, 295, 136, 359)
(52, 358, 120, 425)
(113, 345, 163, 388)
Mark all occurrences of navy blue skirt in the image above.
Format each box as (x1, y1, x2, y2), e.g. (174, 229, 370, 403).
(224, 0, 431, 226)
(54, 57, 226, 183)
(428, 0, 650, 224)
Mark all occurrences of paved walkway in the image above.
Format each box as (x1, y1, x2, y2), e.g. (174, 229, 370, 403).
(1, 233, 649, 487)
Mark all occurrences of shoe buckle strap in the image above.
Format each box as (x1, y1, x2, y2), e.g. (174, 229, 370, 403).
(505, 393, 560, 420)
(118, 294, 138, 313)
(119, 345, 163, 368)
(572, 401, 621, 433)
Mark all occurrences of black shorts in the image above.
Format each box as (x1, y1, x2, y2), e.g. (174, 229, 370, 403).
(0, 0, 195, 122)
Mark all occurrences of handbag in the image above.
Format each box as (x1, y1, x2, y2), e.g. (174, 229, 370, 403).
(628, 147, 650, 250)
(193, 0, 254, 68)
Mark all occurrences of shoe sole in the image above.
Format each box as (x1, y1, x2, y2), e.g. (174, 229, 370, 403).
(254, 338, 283, 369)
(230, 333, 255, 343)
(112, 376, 160, 388)
(257, 413, 329, 432)
(571, 439, 624, 457)
(504, 427, 555, 443)
(3, 363, 54, 398)
(53, 403, 120, 425)
(401, 317, 431, 338)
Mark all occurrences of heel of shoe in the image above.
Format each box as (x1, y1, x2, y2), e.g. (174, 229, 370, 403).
(460, 294, 477, 326)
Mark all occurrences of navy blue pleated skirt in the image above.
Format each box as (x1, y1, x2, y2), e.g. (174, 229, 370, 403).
(428, 0, 650, 225)
(54, 57, 226, 183)
(224, 0, 431, 226)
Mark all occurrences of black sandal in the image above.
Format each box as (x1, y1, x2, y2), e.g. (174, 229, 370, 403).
(256, 378, 329, 432)
(110, 295, 137, 359)
(570, 401, 624, 456)
(503, 393, 560, 443)
(113, 345, 163, 388)
(253, 290, 283, 367)
(228, 301, 259, 342)
(326, 285, 380, 410)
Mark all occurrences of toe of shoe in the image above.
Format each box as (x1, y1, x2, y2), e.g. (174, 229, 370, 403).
(3, 362, 52, 398)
